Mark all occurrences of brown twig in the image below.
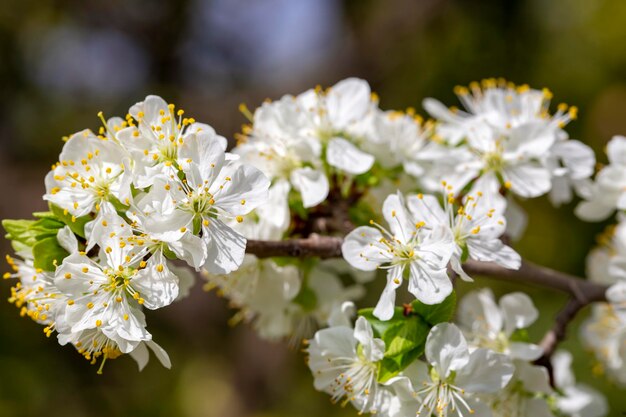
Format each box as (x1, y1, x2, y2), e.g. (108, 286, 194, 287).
(246, 235, 343, 259)
(246, 236, 608, 301)
(534, 298, 587, 386)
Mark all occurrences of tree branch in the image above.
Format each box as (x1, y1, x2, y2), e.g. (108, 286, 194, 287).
(246, 236, 608, 302)
(246, 235, 343, 259)
(534, 298, 586, 385)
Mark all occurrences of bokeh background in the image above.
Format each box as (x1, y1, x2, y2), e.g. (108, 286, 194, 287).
(1, 0, 626, 416)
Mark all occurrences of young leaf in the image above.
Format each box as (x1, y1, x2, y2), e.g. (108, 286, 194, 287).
(411, 291, 457, 326)
(358, 307, 406, 338)
(49, 204, 91, 238)
(2, 219, 36, 241)
(32, 237, 69, 271)
(383, 315, 429, 357)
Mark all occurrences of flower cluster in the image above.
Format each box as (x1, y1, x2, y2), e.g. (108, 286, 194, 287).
(581, 221, 626, 385)
(342, 190, 520, 319)
(1, 77, 619, 416)
(307, 292, 607, 417)
(4, 95, 270, 371)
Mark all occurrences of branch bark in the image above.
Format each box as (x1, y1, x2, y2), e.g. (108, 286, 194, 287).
(246, 235, 343, 259)
(246, 236, 608, 302)
(534, 298, 586, 385)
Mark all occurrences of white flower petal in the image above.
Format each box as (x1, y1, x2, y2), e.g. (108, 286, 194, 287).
(455, 348, 514, 393)
(499, 292, 539, 335)
(425, 323, 469, 378)
(508, 342, 543, 361)
(503, 162, 552, 198)
(290, 167, 329, 208)
(133, 252, 179, 310)
(326, 78, 371, 129)
(326, 137, 375, 175)
(373, 265, 404, 320)
(342, 226, 387, 271)
(202, 219, 246, 275)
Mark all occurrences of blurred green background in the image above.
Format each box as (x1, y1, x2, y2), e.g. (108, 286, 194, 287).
(1, 0, 626, 415)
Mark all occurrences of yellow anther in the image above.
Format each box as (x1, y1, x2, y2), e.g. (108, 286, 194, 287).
(64, 273, 72, 279)
(454, 86, 469, 95)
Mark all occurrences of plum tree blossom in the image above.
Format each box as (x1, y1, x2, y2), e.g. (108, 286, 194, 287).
(1, 79, 620, 417)
(577, 135, 626, 221)
(458, 289, 542, 360)
(408, 323, 514, 417)
(342, 192, 455, 319)
(306, 316, 404, 414)
(552, 350, 608, 417)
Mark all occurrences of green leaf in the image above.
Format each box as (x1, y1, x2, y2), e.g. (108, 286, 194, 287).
(2, 217, 64, 247)
(32, 237, 69, 271)
(2, 219, 36, 240)
(49, 204, 91, 238)
(376, 357, 402, 383)
(360, 292, 458, 383)
(383, 315, 430, 357)
(32, 211, 56, 219)
(357, 307, 406, 338)
(411, 291, 457, 326)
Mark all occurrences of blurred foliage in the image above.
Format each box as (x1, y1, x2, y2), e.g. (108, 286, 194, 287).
(1, 0, 626, 416)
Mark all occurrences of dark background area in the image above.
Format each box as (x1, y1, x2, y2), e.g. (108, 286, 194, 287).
(1, 0, 626, 416)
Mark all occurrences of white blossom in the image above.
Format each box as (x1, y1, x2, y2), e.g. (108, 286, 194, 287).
(54, 212, 179, 349)
(484, 361, 554, 417)
(307, 316, 387, 414)
(577, 135, 626, 221)
(44, 129, 131, 217)
(342, 192, 455, 320)
(457, 289, 542, 360)
(579, 303, 626, 385)
(135, 130, 269, 274)
(117, 95, 224, 189)
(552, 350, 608, 417)
(408, 188, 520, 281)
(546, 138, 595, 207)
(408, 323, 514, 417)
